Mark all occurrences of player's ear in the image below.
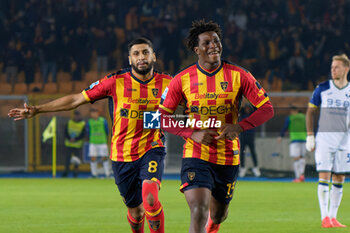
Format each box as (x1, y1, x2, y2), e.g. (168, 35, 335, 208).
(152, 52, 156, 62)
(194, 46, 199, 55)
(128, 55, 131, 65)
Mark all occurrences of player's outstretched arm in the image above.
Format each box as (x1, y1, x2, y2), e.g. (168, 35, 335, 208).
(8, 93, 88, 121)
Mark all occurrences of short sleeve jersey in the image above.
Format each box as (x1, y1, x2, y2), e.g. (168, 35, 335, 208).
(82, 68, 172, 162)
(309, 80, 350, 148)
(160, 60, 269, 165)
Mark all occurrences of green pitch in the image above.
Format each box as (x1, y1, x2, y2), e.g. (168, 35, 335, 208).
(0, 179, 349, 233)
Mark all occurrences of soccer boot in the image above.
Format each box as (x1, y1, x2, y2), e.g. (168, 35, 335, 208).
(239, 167, 246, 177)
(331, 218, 346, 228)
(321, 217, 332, 228)
(252, 167, 261, 177)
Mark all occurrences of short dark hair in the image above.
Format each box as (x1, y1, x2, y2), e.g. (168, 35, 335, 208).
(186, 19, 222, 52)
(128, 37, 153, 52)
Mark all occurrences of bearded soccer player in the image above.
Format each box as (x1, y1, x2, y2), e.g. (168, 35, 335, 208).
(159, 20, 274, 233)
(8, 37, 171, 233)
(306, 54, 350, 228)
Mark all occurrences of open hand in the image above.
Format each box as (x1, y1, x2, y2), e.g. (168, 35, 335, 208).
(8, 103, 38, 121)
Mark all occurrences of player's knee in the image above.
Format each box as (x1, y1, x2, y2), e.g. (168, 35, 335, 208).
(142, 181, 159, 209)
(210, 209, 228, 224)
(145, 192, 155, 207)
(129, 207, 145, 221)
(332, 174, 345, 183)
(190, 203, 209, 221)
(91, 157, 97, 161)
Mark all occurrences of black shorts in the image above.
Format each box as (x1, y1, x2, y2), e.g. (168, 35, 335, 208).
(180, 158, 239, 204)
(112, 147, 165, 208)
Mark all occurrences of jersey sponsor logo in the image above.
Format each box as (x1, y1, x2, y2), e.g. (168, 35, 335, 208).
(120, 108, 129, 117)
(189, 103, 233, 115)
(127, 98, 158, 105)
(193, 82, 203, 86)
(121, 108, 158, 120)
(220, 81, 228, 91)
(89, 81, 99, 89)
(326, 98, 350, 108)
(190, 106, 199, 113)
(152, 88, 159, 98)
(143, 111, 161, 129)
(161, 87, 168, 100)
(194, 93, 228, 99)
(160, 87, 168, 105)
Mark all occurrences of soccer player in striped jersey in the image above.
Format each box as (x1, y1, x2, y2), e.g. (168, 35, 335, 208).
(159, 20, 274, 233)
(8, 37, 172, 233)
(306, 54, 350, 228)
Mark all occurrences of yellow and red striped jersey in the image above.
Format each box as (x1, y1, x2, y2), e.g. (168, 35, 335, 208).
(82, 68, 172, 162)
(160, 60, 269, 165)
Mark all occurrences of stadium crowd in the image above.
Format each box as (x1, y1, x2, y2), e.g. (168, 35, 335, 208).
(1, 0, 350, 91)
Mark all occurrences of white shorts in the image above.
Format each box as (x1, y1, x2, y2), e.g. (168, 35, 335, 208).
(88, 144, 109, 157)
(289, 142, 306, 157)
(315, 143, 350, 173)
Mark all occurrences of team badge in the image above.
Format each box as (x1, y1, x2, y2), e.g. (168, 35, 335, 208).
(188, 172, 195, 181)
(220, 81, 228, 91)
(152, 88, 159, 97)
(148, 220, 160, 231)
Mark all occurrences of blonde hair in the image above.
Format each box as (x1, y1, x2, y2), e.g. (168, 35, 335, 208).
(332, 53, 350, 67)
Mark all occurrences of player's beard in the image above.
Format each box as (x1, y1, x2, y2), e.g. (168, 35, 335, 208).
(132, 61, 154, 75)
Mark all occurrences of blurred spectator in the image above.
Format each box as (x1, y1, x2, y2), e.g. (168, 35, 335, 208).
(161, 21, 181, 74)
(1, 0, 350, 91)
(277, 106, 307, 182)
(71, 27, 91, 81)
(41, 28, 57, 88)
(22, 45, 35, 88)
(63, 110, 86, 178)
(3, 40, 21, 91)
(86, 108, 110, 178)
(92, 27, 110, 74)
(239, 104, 261, 177)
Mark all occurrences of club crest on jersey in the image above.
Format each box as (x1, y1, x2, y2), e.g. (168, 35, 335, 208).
(148, 220, 160, 231)
(220, 81, 228, 91)
(188, 172, 195, 181)
(152, 88, 159, 97)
